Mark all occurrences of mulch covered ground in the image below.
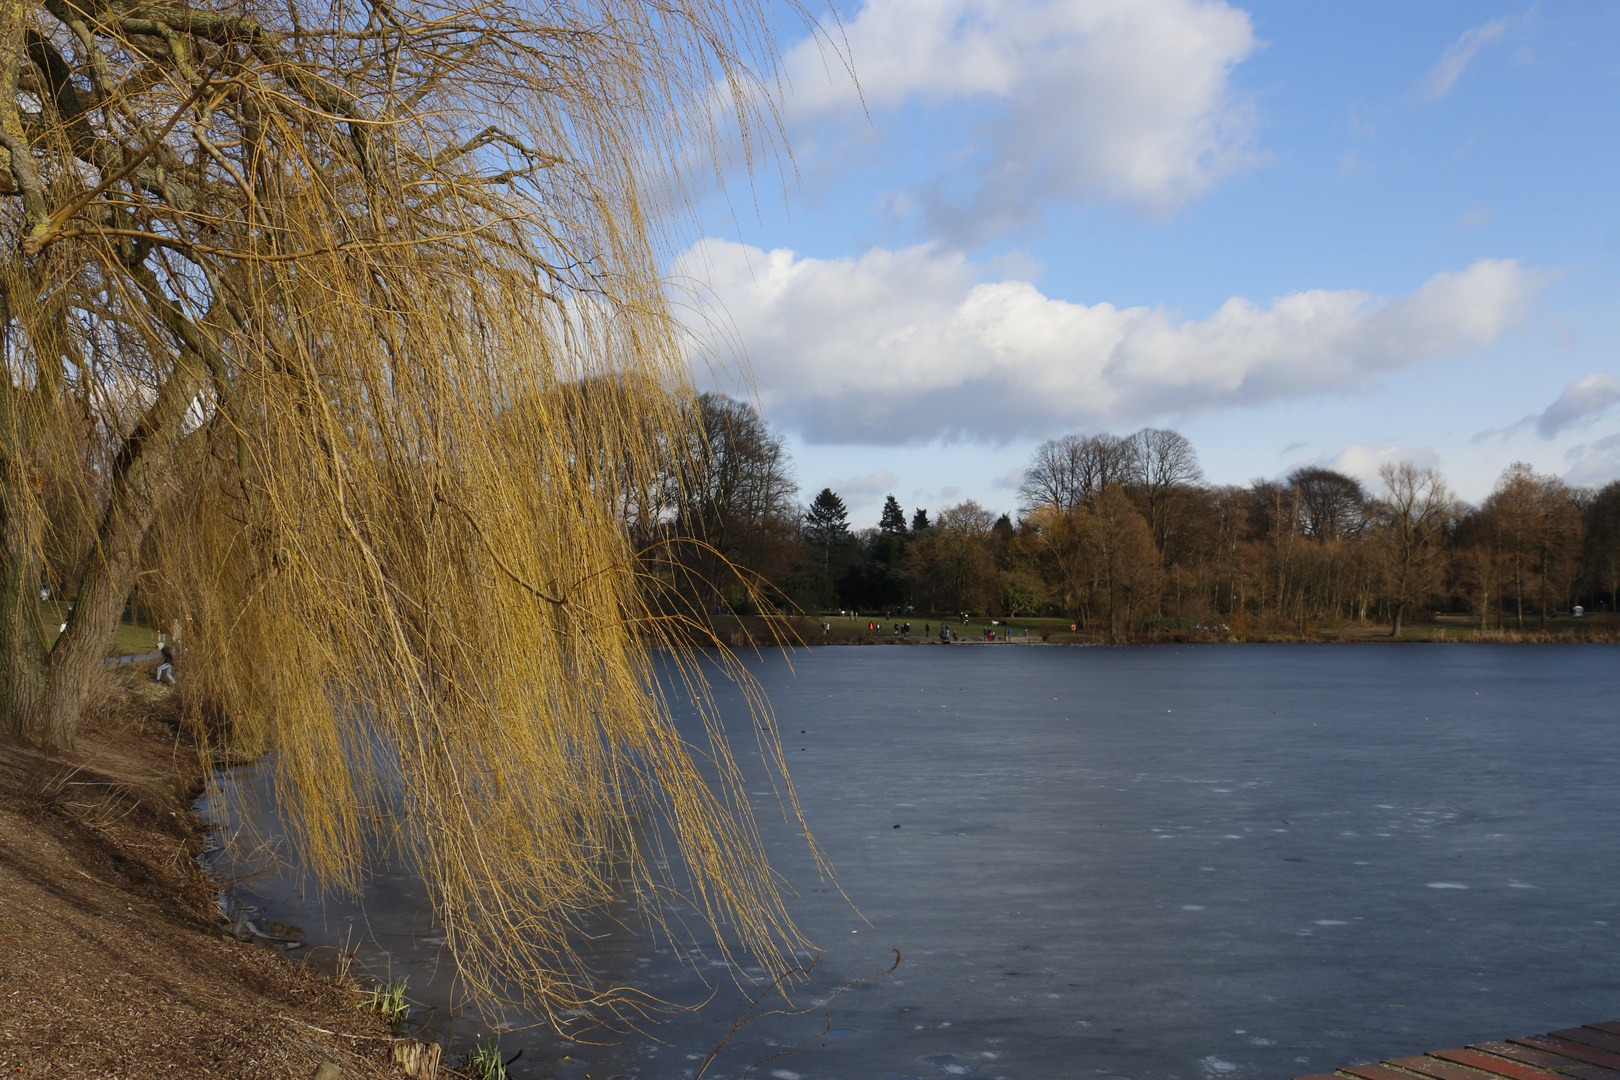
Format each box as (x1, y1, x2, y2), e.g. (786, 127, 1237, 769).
(0, 671, 406, 1079)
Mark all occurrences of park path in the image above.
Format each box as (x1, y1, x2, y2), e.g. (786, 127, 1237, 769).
(106, 651, 162, 665)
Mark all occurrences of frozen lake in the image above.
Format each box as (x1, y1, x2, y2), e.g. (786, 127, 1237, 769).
(205, 644, 1620, 1080)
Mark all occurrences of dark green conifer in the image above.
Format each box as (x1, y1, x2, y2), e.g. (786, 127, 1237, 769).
(880, 495, 908, 534)
(804, 488, 851, 567)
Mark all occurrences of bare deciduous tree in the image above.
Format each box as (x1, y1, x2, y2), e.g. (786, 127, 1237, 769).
(1081, 484, 1161, 640)
(1470, 463, 1586, 630)
(665, 392, 799, 611)
(1369, 462, 1452, 636)
(907, 499, 997, 614)
(1288, 467, 1367, 543)
(1123, 427, 1202, 551)
(1584, 480, 1620, 613)
(1018, 432, 1131, 514)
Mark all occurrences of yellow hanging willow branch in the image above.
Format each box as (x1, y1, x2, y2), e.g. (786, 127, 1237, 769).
(2, 0, 830, 1033)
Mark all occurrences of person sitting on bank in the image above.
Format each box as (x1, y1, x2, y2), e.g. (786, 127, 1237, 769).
(155, 642, 176, 685)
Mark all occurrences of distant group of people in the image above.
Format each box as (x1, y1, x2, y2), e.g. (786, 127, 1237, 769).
(861, 620, 919, 636)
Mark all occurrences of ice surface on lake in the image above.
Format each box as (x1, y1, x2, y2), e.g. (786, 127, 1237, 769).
(207, 644, 1620, 1080)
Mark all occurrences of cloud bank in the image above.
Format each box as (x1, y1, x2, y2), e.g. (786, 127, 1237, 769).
(679, 240, 1553, 445)
(777, 0, 1261, 238)
(1473, 372, 1620, 442)
(1535, 373, 1620, 438)
(1566, 434, 1620, 487)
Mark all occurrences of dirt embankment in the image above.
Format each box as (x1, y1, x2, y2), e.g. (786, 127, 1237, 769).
(0, 673, 401, 1079)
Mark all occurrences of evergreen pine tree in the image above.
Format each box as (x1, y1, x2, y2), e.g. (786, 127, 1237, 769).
(911, 508, 931, 532)
(805, 489, 851, 567)
(880, 495, 908, 534)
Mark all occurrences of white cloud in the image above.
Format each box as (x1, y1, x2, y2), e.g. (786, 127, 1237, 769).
(1535, 373, 1620, 438)
(1420, 19, 1507, 100)
(818, 469, 897, 513)
(1322, 444, 1442, 491)
(1473, 372, 1620, 442)
(1566, 434, 1620, 487)
(678, 239, 1554, 444)
(777, 0, 1261, 239)
(991, 467, 1026, 491)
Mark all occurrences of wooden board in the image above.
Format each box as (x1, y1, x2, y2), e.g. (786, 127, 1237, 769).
(1552, 1032, 1620, 1057)
(1511, 1036, 1620, 1071)
(1344, 1064, 1432, 1080)
(1295, 1022, 1620, 1080)
(1387, 1055, 1496, 1080)
(1436, 1045, 1593, 1080)
(1468, 1042, 1599, 1072)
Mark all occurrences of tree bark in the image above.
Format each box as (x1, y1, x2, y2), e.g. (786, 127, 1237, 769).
(19, 259, 221, 749)
(1538, 540, 1549, 631)
(27, 344, 205, 747)
(1, 406, 50, 738)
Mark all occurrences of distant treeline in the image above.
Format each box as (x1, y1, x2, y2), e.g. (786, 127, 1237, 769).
(650, 394, 1620, 638)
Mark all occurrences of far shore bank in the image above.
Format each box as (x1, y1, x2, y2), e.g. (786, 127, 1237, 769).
(703, 612, 1620, 649)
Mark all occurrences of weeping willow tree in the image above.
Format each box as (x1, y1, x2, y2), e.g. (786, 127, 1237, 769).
(2, 0, 830, 1028)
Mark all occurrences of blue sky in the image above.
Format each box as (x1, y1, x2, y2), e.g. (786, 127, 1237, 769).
(677, 1, 1620, 525)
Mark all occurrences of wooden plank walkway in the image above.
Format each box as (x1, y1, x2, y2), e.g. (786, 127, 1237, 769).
(1297, 1023, 1620, 1080)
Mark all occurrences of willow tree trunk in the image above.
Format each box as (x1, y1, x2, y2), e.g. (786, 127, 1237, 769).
(33, 348, 205, 748)
(1, 286, 208, 749)
(1, 424, 49, 738)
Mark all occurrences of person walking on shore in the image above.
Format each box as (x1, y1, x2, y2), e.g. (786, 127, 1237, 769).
(155, 642, 176, 685)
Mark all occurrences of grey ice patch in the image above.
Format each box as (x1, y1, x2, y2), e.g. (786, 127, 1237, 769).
(1183, 905, 1206, 910)
(1201, 1056, 1241, 1076)
(1314, 920, 1348, 926)
(1426, 882, 1469, 889)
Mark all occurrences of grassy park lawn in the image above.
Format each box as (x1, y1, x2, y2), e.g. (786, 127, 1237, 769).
(39, 601, 163, 657)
